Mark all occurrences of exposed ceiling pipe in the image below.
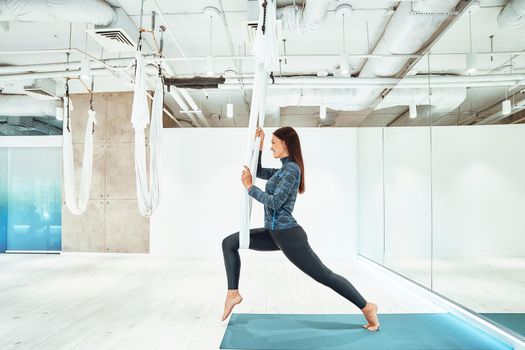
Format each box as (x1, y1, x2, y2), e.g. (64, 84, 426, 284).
(277, 0, 331, 32)
(0, 0, 116, 31)
(0, 49, 427, 60)
(259, 0, 463, 116)
(0, 68, 111, 81)
(148, 0, 212, 126)
(0, 58, 136, 75)
(221, 74, 525, 89)
(221, 82, 523, 89)
(353, 4, 396, 76)
(350, 0, 461, 110)
(0, 4, 186, 128)
(0, 83, 184, 129)
(150, 0, 194, 73)
(217, 0, 250, 114)
(497, 0, 525, 28)
(257, 86, 466, 112)
(360, 0, 461, 78)
(3, 51, 525, 75)
(5, 69, 520, 88)
(378, 87, 467, 113)
(5, 48, 525, 59)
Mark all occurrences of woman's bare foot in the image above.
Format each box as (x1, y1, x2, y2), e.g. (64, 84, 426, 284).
(221, 290, 243, 321)
(361, 302, 380, 332)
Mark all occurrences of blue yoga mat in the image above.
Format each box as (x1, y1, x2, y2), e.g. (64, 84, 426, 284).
(220, 313, 513, 350)
(481, 313, 525, 337)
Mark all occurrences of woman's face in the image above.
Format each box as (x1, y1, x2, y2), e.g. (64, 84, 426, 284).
(271, 135, 289, 158)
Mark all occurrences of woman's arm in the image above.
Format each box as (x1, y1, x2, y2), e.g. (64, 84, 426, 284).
(256, 151, 278, 180)
(249, 163, 300, 210)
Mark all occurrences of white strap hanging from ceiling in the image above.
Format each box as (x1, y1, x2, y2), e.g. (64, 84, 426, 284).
(131, 49, 163, 217)
(239, 0, 279, 249)
(63, 79, 97, 215)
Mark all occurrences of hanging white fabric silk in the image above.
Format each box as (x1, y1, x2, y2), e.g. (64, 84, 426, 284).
(63, 101, 97, 215)
(131, 50, 163, 217)
(239, 0, 279, 248)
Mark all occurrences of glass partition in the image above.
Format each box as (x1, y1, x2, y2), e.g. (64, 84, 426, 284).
(432, 125, 525, 337)
(358, 45, 525, 342)
(383, 126, 432, 288)
(357, 128, 384, 265)
(0, 147, 62, 252)
(0, 148, 7, 252)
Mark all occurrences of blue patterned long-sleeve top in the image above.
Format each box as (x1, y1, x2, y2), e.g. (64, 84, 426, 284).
(248, 151, 301, 230)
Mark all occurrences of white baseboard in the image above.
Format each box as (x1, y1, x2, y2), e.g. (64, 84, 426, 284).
(59, 251, 150, 257)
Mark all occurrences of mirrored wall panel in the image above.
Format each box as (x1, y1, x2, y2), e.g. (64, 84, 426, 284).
(383, 127, 432, 288)
(432, 125, 525, 337)
(358, 1, 525, 340)
(357, 124, 525, 340)
(357, 128, 384, 265)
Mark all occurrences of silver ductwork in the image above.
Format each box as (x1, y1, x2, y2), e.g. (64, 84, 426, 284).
(0, 0, 116, 28)
(276, 0, 331, 32)
(497, 0, 525, 28)
(359, 0, 460, 78)
(266, 0, 464, 116)
(0, 95, 60, 117)
(377, 86, 467, 120)
(262, 86, 467, 113)
(221, 73, 523, 114)
(352, 0, 461, 110)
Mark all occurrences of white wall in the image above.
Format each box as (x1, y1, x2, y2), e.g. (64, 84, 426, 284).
(151, 127, 359, 260)
(432, 125, 525, 257)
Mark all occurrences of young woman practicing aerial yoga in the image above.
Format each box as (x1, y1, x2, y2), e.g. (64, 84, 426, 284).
(221, 126, 380, 332)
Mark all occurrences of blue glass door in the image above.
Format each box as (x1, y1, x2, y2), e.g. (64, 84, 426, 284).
(4, 147, 62, 252)
(0, 148, 7, 252)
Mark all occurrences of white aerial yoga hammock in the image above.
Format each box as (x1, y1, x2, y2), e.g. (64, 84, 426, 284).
(131, 49, 163, 217)
(63, 81, 97, 215)
(239, 0, 279, 249)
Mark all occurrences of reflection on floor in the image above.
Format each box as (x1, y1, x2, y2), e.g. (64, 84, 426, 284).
(0, 252, 447, 350)
(433, 257, 525, 313)
(480, 314, 525, 337)
(381, 256, 525, 338)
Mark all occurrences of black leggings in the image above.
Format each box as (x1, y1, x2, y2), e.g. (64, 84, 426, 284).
(221, 226, 368, 310)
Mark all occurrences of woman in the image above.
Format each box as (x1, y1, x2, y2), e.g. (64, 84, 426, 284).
(221, 126, 380, 332)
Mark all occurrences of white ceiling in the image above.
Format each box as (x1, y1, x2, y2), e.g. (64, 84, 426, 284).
(0, 0, 524, 127)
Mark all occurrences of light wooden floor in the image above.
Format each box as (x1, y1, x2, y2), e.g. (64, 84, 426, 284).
(0, 252, 445, 350)
(433, 257, 525, 313)
(383, 257, 525, 312)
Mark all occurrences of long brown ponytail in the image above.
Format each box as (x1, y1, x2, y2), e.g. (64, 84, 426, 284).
(273, 127, 305, 194)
